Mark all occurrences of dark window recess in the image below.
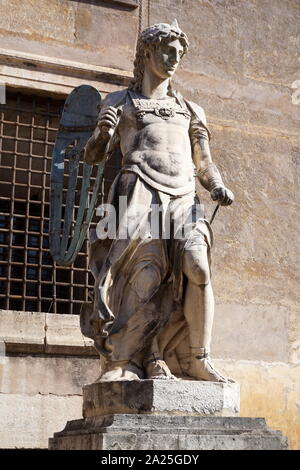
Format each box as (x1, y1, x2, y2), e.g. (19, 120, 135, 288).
(0, 91, 121, 314)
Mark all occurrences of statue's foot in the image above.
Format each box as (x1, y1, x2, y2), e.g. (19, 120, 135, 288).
(98, 360, 143, 382)
(145, 359, 178, 380)
(187, 350, 235, 383)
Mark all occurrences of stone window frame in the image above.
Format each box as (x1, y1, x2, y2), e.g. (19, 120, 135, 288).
(0, 48, 132, 98)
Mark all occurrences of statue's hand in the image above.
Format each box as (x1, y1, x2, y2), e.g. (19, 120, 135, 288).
(210, 187, 234, 206)
(98, 106, 119, 139)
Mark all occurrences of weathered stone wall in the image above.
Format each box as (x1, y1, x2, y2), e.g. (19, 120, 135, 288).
(0, 0, 138, 70)
(0, 310, 99, 448)
(0, 311, 299, 449)
(0, 0, 299, 450)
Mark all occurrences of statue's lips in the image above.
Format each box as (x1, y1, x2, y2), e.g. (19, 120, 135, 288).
(166, 66, 177, 72)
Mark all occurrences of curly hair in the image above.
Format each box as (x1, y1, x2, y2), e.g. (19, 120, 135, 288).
(129, 22, 189, 93)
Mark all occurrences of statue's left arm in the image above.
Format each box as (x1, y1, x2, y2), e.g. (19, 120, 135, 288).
(188, 102, 234, 206)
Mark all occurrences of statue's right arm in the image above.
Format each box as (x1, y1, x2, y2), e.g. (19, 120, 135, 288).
(84, 94, 119, 166)
(84, 126, 109, 166)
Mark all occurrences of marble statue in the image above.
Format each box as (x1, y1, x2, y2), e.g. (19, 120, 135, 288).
(81, 21, 234, 383)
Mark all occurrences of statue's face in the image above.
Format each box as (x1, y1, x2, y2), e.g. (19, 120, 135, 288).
(145, 38, 184, 79)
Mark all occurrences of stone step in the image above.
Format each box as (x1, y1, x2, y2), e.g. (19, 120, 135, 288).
(60, 414, 268, 434)
(50, 429, 287, 451)
(49, 414, 288, 450)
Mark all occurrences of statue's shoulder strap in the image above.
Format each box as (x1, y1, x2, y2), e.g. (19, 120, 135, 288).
(172, 89, 211, 139)
(185, 98, 211, 141)
(185, 99, 207, 125)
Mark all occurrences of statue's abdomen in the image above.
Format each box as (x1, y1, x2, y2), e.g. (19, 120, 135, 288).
(122, 120, 194, 189)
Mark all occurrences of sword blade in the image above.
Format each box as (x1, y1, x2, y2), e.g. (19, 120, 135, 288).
(210, 204, 220, 224)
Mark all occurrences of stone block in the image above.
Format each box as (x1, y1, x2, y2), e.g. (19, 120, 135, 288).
(83, 380, 240, 417)
(45, 313, 94, 355)
(49, 414, 288, 450)
(0, 310, 45, 353)
(0, 393, 82, 449)
(0, 355, 100, 395)
(0, 310, 96, 355)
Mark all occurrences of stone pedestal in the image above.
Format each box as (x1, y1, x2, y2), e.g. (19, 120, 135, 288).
(83, 380, 240, 417)
(48, 380, 288, 450)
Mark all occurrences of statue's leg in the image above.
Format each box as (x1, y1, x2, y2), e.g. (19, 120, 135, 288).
(98, 260, 159, 382)
(128, 257, 176, 380)
(182, 244, 234, 382)
(99, 240, 171, 381)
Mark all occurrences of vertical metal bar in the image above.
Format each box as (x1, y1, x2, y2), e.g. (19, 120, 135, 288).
(24, 95, 34, 311)
(7, 97, 17, 310)
(0, 106, 9, 310)
(53, 261, 57, 313)
(70, 164, 74, 315)
(0, 110, 3, 164)
(85, 241, 89, 308)
(70, 264, 74, 315)
(38, 99, 50, 313)
(37, 97, 43, 313)
(0, 108, 5, 308)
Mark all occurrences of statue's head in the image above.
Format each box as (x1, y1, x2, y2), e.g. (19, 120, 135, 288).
(130, 20, 189, 92)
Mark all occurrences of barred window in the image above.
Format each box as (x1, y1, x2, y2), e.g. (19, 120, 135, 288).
(0, 90, 121, 314)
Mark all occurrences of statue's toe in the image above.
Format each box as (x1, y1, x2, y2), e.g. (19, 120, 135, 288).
(145, 359, 178, 380)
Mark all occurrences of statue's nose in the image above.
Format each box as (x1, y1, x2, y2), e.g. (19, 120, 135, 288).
(170, 56, 179, 65)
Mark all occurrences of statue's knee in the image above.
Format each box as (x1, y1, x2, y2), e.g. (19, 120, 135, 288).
(182, 249, 210, 286)
(129, 262, 161, 301)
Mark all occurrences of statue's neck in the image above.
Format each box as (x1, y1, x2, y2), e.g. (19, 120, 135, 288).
(141, 70, 170, 99)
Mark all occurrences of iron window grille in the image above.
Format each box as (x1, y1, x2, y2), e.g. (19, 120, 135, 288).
(0, 90, 121, 314)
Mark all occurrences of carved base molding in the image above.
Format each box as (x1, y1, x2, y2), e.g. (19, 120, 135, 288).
(49, 380, 288, 450)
